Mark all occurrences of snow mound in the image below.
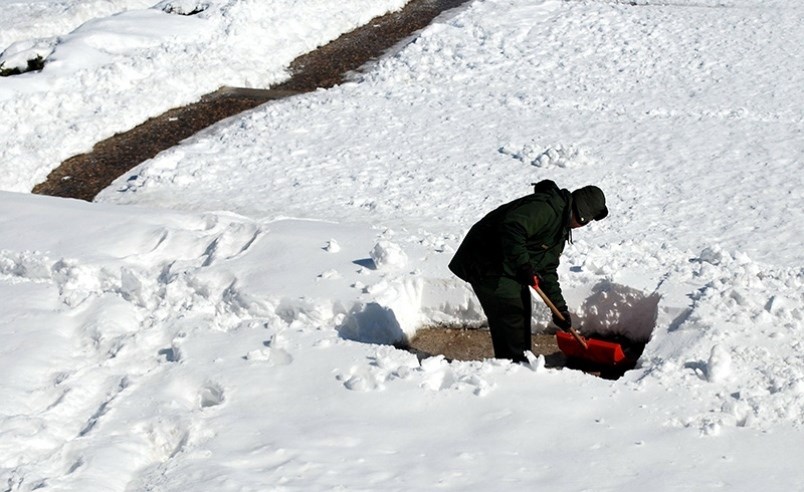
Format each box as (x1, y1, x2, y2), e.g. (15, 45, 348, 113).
(370, 240, 408, 269)
(0, 38, 55, 73)
(156, 0, 210, 16)
(499, 143, 593, 169)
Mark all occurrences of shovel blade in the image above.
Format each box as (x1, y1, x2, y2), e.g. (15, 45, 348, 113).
(556, 331, 627, 365)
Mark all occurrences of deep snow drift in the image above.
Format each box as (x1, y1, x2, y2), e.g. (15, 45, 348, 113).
(2, 0, 803, 490)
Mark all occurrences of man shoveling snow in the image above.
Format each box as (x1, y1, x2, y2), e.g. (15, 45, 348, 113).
(448, 180, 608, 363)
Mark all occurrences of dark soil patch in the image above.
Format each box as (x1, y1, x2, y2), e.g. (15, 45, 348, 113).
(274, 0, 472, 93)
(32, 90, 294, 201)
(32, 0, 473, 200)
(405, 326, 644, 380)
(404, 326, 567, 368)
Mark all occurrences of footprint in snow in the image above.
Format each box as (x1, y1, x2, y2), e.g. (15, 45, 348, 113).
(199, 383, 225, 409)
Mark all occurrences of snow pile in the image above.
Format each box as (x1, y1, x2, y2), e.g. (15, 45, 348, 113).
(155, 0, 210, 16)
(706, 345, 731, 384)
(0, 0, 152, 51)
(370, 240, 408, 269)
(499, 143, 594, 169)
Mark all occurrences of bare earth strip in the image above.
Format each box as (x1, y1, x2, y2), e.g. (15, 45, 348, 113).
(405, 327, 567, 367)
(32, 0, 472, 200)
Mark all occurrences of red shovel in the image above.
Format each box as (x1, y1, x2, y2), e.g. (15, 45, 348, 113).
(530, 279, 627, 366)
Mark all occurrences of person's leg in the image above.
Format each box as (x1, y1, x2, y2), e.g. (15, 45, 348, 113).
(472, 278, 532, 362)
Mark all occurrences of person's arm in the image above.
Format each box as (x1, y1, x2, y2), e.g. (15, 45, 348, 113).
(537, 259, 567, 313)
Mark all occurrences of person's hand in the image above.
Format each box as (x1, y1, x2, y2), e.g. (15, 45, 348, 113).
(552, 310, 572, 330)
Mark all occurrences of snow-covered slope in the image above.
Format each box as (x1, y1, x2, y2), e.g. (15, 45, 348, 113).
(99, 0, 804, 266)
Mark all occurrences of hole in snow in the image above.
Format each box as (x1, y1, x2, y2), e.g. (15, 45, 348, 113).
(403, 325, 646, 380)
(402, 281, 659, 380)
(158, 346, 181, 363)
(403, 323, 567, 368)
(199, 383, 225, 409)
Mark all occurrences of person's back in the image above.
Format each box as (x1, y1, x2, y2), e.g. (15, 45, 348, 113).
(448, 179, 570, 287)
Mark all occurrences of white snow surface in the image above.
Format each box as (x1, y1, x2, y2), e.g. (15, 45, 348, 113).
(2, 0, 804, 490)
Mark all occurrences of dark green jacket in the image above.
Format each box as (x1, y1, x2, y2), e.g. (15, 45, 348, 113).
(448, 180, 572, 310)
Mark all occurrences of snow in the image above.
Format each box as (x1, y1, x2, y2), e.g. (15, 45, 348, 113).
(1, 0, 804, 490)
(0, 0, 407, 191)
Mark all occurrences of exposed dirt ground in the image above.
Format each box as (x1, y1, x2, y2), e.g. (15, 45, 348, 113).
(405, 326, 567, 367)
(405, 326, 642, 379)
(31, 91, 286, 201)
(32, 0, 473, 200)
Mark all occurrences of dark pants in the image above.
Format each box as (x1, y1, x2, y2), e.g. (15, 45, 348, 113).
(472, 277, 532, 363)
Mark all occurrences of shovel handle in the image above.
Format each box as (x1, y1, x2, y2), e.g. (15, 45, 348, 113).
(531, 282, 588, 350)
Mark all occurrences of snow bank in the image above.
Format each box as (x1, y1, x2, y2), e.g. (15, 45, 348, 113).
(0, 0, 153, 50)
(0, 0, 409, 192)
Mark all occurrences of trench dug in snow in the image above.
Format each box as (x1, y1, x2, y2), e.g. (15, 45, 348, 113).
(338, 278, 660, 379)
